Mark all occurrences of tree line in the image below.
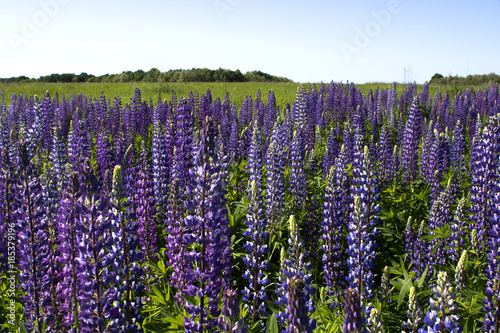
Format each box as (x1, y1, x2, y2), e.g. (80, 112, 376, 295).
(429, 72, 500, 86)
(0, 68, 292, 84)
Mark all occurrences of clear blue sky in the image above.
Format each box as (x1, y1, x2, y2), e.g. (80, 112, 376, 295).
(1, 0, 499, 83)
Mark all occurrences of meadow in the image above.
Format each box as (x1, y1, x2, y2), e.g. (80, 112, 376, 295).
(1, 80, 500, 333)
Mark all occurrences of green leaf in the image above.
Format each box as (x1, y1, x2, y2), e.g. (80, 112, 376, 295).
(143, 321, 172, 332)
(266, 314, 279, 333)
(397, 278, 413, 309)
(416, 266, 428, 288)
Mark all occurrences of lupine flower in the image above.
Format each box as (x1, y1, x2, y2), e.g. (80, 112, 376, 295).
(450, 197, 467, 262)
(182, 118, 232, 332)
(218, 288, 249, 333)
(343, 288, 364, 333)
(483, 171, 500, 331)
(134, 143, 158, 262)
(469, 114, 500, 248)
(275, 216, 316, 331)
(107, 165, 143, 332)
(420, 271, 462, 333)
(367, 306, 383, 333)
(347, 146, 379, 311)
(17, 144, 50, 332)
(266, 127, 285, 232)
(290, 130, 307, 209)
(321, 165, 347, 305)
(402, 97, 422, 182)
(286, 277, 312, 333)
(403, 287, 422, 333)
(242, 180, 270, 323)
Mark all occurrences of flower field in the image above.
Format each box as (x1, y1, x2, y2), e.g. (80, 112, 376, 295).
(1, 82, 500, 332)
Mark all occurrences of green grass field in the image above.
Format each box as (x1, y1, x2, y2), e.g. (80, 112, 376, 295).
(0, 81, 492, 109)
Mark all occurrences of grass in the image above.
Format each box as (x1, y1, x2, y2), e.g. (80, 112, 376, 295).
(0, 81, 494, 108)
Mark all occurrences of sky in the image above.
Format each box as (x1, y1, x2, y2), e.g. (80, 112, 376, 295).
(0, 0, 499, 84)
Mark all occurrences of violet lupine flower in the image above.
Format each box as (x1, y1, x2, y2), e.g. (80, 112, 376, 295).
(419, 271, 462, 333)
(347, 146, 379, 308)
(449, 197, 467, 262)
(405, 216, 420, 275)
(321, 163, 347, 306)
(343, 288, 364, 333)
(107, 165, 143, 333)
(164, 178, 187, 301)
(182, 118, 232, 332)
(39, 164, 64, 332)
(402, 287, 422, 333)
(265, 125, 285, 231)
(0, 145, 17, 273)
(378, 124, 392, 183)
(242, 180, 270, 324)
(290, 130, 307, 209)
(173, 99, 194, 195)
(134, 143, 158, 261)
(75, 162, 116, 333)
(247, 122, 263, 190)
(322, 127, 340, 177)
(427, 183, 453, 269)
(402, 97, 422, 182)
(50, 126, 67, 188)
(275, 216, 316, 332)
(96, 133, 113, 191)
(469, 114, 500, 247)
(218, 288, 249, 333)
(421, 121, 435, 183)
(286, 277, 312, 333)
(56, 170, 88, 331)
(17, 145, 50, 332)
(151, 113, 167, 211)
(483, 173, 500, 332)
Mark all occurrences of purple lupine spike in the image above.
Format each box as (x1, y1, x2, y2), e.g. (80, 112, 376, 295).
(247, 122, 263, 188)
(420, 82, 429, 108)
(39, 163, 64, 332)
(449, 197, 467, 263)
(17, 145, 50, 332)
(404, 216, 419, 276)
(286, 277, 313, 333)
(135, 143, 158, 262)
(182, 118, 232, 332)
(484, 171, 500, 331)
(322, 127, 340, 177)
(152, 114, 168, 212)
(96, 133, 112, 191)
(322, 161, 347, 306)
(242, 180, 270, 325)
(56, 170, 88, 330)
(420, 271, 462, 333)
(41, 91, 54, 152)
(164, 177, 190, 305)
(402, 97, 422, 182)
(342, 288, 364, 333)
(290, 130, 307, 209)
(427, 183, 453, 269)
(421, 121, 435, 183)
(107, 165, 144, 332)
(469, 114, 500, 247)
(229, 117, 239, 160)
(266, 123, 285, 232)
(347, 146, 379, 315)
(378, 124, 392, 183)
(342, 122, 354, 167)
(173, 99, 193, 194)
(275, 216, 316, 331)
(50, 126, 67, 188)
(218, 288, 249, 333)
